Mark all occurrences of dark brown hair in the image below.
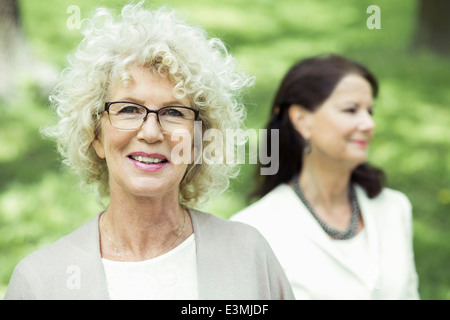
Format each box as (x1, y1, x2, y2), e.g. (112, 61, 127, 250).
(252, 54, 385, 199)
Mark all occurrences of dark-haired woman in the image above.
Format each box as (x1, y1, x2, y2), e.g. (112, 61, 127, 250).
(232, 55, 419, 299)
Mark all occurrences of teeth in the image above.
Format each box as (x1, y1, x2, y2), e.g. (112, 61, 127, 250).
(131, 156, 165, 164)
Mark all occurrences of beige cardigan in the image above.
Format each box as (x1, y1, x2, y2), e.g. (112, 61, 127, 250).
(5, 209, 294, 300)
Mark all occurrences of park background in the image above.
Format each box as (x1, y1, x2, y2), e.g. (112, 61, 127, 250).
(0, 0, 449, 299)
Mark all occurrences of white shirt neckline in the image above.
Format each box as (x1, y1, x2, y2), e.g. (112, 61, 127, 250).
(102, 234, 198, 300)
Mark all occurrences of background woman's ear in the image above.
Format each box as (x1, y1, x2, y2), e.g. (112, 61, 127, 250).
(288, 104, 312, 139)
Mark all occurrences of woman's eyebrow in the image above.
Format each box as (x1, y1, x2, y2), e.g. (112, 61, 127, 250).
(115, 97, 146, 104)
(114, 98, 188, 107)
(162, 100, 190, 107)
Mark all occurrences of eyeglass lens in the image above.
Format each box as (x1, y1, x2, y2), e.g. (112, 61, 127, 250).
(107, 102, 196, 132)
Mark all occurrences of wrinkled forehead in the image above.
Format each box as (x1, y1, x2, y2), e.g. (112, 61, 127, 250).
(108, 64, 191, 107)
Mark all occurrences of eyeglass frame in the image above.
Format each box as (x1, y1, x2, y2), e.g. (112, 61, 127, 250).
(103, 101, 200, 131)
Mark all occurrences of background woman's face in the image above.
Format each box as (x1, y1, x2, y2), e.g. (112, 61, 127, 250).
(307, 74, 375, 167)
(92, 65, 193, 200)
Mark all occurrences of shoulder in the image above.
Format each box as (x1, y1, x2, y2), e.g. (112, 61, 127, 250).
(4, 217, 99, 299)
(378, 187, 411, 208)
(189, 209, 294, 299)
(357, 186, 413, 228)
(231, 184, 296, 223)
(359, 186, 412, 213)
(18, 216, 98, 265)
(190, 209, 267, 244)
(190, 208, 282, 263)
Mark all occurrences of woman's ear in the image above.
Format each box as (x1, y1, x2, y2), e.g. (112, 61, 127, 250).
(92, 134, 106, 159)
(288, 104, 312, 139)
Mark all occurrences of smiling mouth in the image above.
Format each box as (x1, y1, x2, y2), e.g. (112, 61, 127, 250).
(128, 155, 168, 164)
(352, 140, 369, 146)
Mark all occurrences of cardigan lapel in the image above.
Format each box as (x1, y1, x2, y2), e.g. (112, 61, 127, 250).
(60, 213, 110, 299)
(190, 209, 214, 299)
(75, 209, 284, 300)
(189, 209, 231, 300)
(77, 213, 111, 299)
(73, 210, 217, 299)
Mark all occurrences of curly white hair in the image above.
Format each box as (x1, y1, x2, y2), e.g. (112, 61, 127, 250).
(44, 1, 254, 208)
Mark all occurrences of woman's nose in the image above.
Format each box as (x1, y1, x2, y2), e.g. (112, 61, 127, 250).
(136, 113, 165, 143)
(358, 110, 375, 132)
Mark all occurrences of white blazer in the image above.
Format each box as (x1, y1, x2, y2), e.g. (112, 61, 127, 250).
(232, 184, 420, 300)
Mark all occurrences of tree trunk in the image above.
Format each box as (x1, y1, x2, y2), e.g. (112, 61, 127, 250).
(0, 0, 21, 31)
(414, 0, 450, 55)
(0, 0, 26, 97)
(0, 0, 57, 100)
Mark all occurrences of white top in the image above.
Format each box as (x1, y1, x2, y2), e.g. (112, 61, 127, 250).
(102, 234, 198, 300)
(232, 184, 420, 300)
(332, 229, 370, 287)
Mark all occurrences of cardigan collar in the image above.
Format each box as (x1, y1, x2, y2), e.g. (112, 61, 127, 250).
(71, 209, 222, 299)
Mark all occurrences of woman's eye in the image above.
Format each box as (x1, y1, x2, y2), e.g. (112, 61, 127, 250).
(344, 108, 357, 114)
(119, 106, 139, 113)
(163, 108, 184, 117)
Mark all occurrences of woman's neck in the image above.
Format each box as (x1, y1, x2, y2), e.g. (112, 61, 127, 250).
(297, 155, 364, 235)
(299, 156, 354, 208)
(100, 189, 191, 261)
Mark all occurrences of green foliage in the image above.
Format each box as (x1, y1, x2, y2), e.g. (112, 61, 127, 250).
(1, 0, 448, 299)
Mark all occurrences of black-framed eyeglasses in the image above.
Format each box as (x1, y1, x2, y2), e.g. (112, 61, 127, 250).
(104, 101, 199, 132)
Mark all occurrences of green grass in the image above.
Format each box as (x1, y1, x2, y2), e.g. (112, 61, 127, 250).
(1, 0, 449, 299)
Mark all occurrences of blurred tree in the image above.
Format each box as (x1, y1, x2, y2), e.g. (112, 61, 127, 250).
(0, 0, 20, 28)
(414, 0, 450, 55)
(0, 0, 25, 97)
(0, 0, 56, 100)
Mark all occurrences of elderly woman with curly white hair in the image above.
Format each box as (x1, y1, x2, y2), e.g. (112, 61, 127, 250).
(5, 3, 293, 300)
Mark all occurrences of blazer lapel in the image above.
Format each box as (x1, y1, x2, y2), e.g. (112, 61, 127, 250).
(355, 186, 380, 291)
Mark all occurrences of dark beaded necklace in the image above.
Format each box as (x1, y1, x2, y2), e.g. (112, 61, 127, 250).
(290, 175, 360, 240)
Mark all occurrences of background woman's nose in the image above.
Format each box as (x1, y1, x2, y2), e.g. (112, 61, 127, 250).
(359, 110, 375, 131)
